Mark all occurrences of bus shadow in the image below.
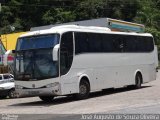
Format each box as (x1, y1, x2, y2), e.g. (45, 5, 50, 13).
(10, 85, 151, 107)
(90, 85, 151, 98)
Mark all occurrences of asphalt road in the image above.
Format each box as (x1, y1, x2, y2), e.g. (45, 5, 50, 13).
(0, 71, 160, 120)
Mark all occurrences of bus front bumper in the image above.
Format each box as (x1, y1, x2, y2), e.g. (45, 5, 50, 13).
(15, 83, 61, 98)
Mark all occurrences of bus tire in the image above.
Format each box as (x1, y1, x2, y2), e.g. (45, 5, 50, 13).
(135, 73, 142, 89)
(76, 79, 90, 100)
(39, 96, 54, 102)
(8, 89, 16, 98)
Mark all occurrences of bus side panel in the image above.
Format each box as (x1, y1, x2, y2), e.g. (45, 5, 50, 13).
(93, 67, 116, 89)
(60, 68, 96, 95)
(80, 52, 154, 83)
(142, 64, 156, 83)
(61, 50, 156, 95)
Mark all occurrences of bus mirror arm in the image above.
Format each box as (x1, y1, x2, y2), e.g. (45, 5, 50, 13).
(53, 44, 60, 61)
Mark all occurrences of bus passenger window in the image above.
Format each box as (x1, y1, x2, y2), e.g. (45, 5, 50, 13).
(75, 32, 88, 54)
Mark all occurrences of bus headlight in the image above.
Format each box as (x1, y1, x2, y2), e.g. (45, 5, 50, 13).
(46, 82, 59, 88)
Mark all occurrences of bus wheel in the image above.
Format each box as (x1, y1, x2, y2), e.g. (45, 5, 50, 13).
(76, 80, 90, 100)
(135, 73, 142, 89)
(8, 89, 16, 98)
(39, 96, 54, 102)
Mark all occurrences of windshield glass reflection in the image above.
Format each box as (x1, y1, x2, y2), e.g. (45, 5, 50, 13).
(15, 34, 59, 81)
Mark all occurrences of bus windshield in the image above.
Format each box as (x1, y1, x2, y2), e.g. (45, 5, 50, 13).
(15, 34, 59, 81)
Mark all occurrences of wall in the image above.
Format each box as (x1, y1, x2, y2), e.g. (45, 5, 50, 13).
(0, 32, 27, 50)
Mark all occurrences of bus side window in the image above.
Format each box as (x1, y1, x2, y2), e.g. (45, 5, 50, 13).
(102, 34, 114, 52)
(113, 35, 124, 52)
(88, 33, 102, 52)
(75, 32, 88, 54)
(125, 36, 136, 52)
(60, 32, 73, 75)
(145, 37, 154, 52)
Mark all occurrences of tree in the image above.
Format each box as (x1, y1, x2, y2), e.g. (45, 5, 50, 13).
(134, 0, 160, 47)
(74, 0, 139, 21)
(42, 8, 75, 25)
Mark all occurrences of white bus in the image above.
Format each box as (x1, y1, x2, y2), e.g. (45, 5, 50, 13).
(14, 25, 158, 102)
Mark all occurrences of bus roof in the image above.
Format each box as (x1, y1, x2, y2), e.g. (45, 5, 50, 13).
(20, 25, 152, 38)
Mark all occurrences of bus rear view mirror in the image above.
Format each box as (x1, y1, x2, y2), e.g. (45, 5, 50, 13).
(53, 44, 60, 61)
